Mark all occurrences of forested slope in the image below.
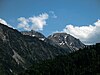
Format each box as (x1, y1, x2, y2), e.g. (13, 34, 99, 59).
(20, 43, 100, 75)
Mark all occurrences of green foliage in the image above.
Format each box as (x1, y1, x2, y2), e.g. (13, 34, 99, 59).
(19, 43, 100, 75)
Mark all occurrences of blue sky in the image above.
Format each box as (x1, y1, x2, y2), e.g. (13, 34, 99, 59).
(0, 0, 100, 44)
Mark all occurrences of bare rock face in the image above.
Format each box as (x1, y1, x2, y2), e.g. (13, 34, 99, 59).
(0, 23, 67, 75)
(21, 30, 46, 41)
(48, 33, 85, 52)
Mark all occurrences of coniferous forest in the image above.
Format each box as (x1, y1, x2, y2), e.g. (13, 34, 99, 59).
(19, 43, 100, 75)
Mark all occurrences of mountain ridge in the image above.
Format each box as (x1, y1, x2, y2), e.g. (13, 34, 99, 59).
(21, 30, 85, 52)
(0, 23, 85, 75)
(0, 23, 67, 75)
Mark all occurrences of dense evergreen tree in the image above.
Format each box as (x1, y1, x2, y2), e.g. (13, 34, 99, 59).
(19, 43, 100, 75)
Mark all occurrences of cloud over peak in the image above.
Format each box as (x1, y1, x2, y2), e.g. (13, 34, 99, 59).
(63, 19, 100, 45)
(0, 18, 8, 25)
(0, 18, 13, 28)
(17, 13, 49, 31)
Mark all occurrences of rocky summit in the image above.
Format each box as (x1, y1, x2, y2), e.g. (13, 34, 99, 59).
(48, 33, 85, 52)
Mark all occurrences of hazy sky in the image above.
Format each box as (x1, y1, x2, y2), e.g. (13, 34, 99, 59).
(0, 0, 100, 44)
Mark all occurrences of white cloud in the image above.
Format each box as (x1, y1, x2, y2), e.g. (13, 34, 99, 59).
(49, 11, 57, 18)
(63, 19, 100, 45)
(0, 18, 8, 25)
(17, 13, 49, 31)
(0, 18, 13, 28)
(17, 17, 30, 30)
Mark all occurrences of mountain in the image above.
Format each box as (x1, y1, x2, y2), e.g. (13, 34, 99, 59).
(0, 23, 85, 75)
(21, 31, 62, 51)
(48, 33, 85, 52)
(21, 31, 85, 52)
(0, 23, 67, 75)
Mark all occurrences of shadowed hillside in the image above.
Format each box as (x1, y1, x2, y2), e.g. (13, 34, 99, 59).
(19, 43, 100, 75)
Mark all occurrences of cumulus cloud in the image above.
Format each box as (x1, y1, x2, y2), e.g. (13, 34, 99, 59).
(63, 19, 100, 45)
(17, 17, 30, 30)
(49, 11, 57, 18)
(0, 18, 13, 28)
(17, 13, 49, 31)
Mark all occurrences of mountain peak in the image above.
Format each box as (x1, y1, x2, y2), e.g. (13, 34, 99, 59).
(48, 32, 85, 51)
